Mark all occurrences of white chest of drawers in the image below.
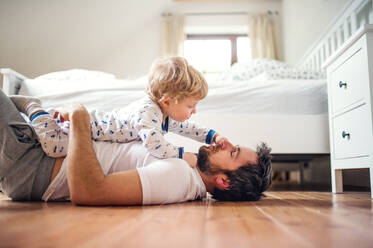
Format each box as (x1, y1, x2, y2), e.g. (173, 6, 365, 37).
(324, 24, 373, 198)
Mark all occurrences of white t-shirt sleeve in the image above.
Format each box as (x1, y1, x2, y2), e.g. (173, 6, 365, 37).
(137, 158, 206, 205)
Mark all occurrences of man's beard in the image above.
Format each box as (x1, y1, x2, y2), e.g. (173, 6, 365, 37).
(197, 145, 225, 175)
(197, 146, 210, 173)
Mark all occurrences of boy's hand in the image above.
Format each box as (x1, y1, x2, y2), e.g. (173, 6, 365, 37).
(183, 152, 197, 168)
(213, 134, 231, 149)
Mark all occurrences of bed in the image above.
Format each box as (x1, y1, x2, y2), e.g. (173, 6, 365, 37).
(1, 0, 371, 163)
(0, 64, 328, 155)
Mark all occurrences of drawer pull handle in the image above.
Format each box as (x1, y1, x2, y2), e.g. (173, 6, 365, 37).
(339, 81, 347, 88)
(342, 131, 350, 139)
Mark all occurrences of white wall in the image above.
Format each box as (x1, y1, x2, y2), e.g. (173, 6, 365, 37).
(0, 0, 281, 79)
(282, 0, 350, 66)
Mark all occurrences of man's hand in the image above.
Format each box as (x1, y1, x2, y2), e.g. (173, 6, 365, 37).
(53, 103, 88, 123)
(183, 152, 197, 168)
(213, 133, 231, 149)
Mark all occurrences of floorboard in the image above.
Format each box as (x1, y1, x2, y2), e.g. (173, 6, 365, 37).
(0, 190, 372, 248)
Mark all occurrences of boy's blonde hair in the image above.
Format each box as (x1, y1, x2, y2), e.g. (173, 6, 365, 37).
(147, 56, 208, 103)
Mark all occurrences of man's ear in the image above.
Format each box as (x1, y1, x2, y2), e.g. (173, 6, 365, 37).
(215, 174, 230, 190)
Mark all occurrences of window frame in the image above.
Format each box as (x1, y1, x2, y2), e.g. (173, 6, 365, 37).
(186, 34, 248, 65)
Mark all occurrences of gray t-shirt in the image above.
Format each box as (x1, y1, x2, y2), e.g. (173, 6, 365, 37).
(42, 141, 206, 205)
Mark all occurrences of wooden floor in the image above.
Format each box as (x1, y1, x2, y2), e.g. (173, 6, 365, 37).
(0, 189, 372, 248)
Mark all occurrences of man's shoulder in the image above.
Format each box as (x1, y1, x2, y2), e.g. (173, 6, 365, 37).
(146, 158, 197, 180)
(148, 158, 191, 170)
(138, 157, 205, 205)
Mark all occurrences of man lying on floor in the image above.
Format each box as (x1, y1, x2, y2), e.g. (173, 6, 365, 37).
(0, 89, 272, 205)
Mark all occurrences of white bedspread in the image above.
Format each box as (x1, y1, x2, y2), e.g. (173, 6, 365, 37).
(199, 79, 327, 115)
(18, 77, 327, 115)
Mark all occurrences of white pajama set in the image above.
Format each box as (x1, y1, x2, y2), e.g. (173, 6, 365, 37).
(31, 96, 216, 159)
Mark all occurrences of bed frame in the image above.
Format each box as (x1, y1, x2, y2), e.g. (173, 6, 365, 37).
(297, 0, 373, 71)
(1, 0, 372, 159)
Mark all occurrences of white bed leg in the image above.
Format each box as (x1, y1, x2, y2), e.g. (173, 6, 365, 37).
(332, 169, 343, 193)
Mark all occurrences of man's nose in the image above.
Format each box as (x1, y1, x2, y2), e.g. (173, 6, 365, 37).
(222, 140, 234, 150)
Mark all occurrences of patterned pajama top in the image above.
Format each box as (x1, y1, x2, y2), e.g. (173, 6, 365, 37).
(89, 96, 216, 159)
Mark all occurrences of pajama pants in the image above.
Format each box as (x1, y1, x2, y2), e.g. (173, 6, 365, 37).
(0, 89, 55, 201)
(31, 109, 137, 158)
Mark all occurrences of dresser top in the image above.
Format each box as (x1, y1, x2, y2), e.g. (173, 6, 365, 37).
(322, 24, 373, 69)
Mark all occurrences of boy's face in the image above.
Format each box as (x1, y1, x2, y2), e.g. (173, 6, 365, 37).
(164, 96, 199, 122)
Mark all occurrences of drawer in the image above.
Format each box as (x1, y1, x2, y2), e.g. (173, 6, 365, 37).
(333, 104, 372, 159)
(329, 36, 370, 113)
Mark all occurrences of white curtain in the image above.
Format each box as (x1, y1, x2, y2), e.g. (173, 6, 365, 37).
(160, 14, 185, 57)
(248, 14, 278, 60)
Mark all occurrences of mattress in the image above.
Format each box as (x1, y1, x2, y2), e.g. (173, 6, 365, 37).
(18, 76, 327, 115)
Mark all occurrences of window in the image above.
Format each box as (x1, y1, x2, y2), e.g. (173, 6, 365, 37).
(237, 36, 251, 63)
(184, 34, 251, 80)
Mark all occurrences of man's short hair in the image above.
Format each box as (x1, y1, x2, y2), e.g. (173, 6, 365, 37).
(146, 56, 208, 103)
(210, 143, 273, 201)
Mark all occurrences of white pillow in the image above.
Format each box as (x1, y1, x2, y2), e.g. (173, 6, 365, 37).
(218, 59, 290, 81)
(262, 68, 326, 80)
(249, 72, 269, 81)
(17, 76, 148, 112)
(35, 69, 116, 81)
(19, 76, 147, 97)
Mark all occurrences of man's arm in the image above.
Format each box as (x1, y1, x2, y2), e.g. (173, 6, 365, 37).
(64, 104, 143, 205)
